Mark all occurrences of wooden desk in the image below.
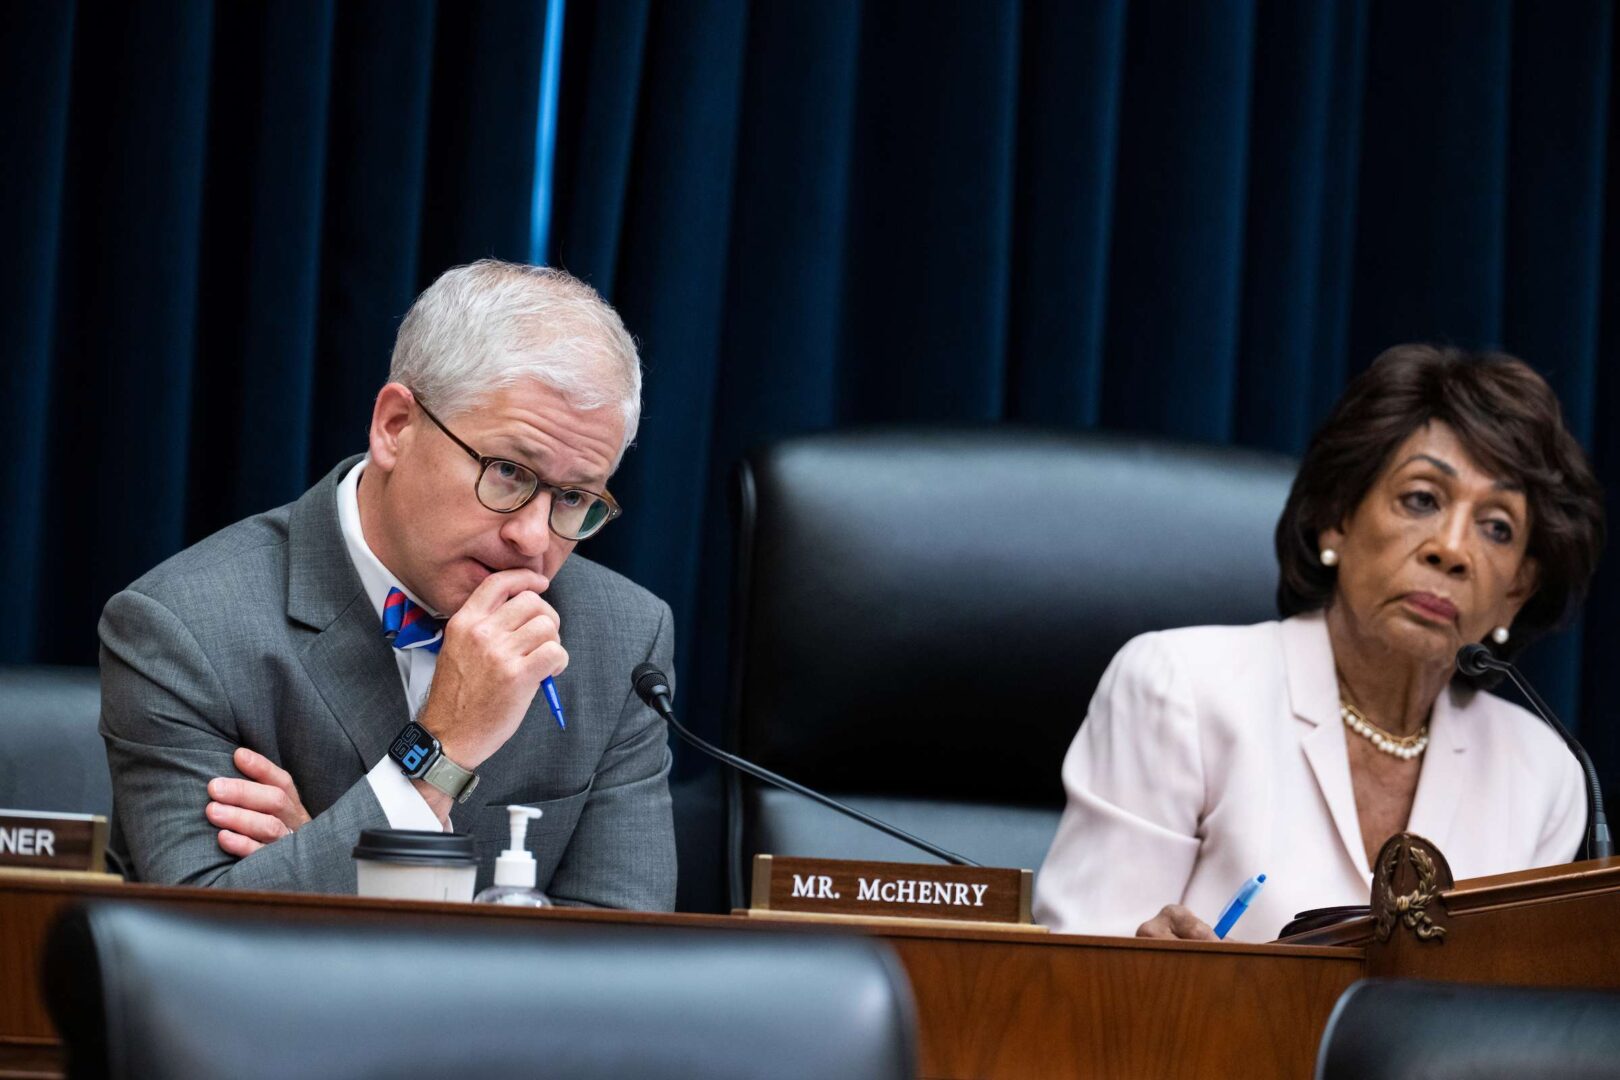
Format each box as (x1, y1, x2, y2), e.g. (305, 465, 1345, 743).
(1292, 844, 1620, 991)
(0, 875, 1361, 1080)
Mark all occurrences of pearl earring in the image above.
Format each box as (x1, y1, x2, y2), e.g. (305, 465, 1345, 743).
(1491, 626, 1510, 645)
(1320, 548, 1339, 567)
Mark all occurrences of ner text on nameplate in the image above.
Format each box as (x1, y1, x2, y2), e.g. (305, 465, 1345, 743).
(0, 810, 108, 872)
(751, 854, 1034, 926)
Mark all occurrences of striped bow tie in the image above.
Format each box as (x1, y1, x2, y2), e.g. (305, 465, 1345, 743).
(382, 587, 444, 653)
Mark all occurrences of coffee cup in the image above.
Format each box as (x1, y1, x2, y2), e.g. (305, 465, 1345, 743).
(353, 829, 477, 902)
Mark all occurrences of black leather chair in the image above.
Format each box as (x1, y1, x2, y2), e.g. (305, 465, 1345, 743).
(0, 666, 108, 816)
(44, 901, 917, 1080)
(1316, 979, 1620, 1079)
(726, 427, 1295, 905)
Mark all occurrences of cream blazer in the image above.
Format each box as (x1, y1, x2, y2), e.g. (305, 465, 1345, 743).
(1033, 611, 1586, 942)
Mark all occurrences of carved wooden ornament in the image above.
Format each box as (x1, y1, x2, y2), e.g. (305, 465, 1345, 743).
(1372, 832, 1454, 944)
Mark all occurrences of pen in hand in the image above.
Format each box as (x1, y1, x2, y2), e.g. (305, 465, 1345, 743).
(1212, 873, 1266, 939)
(542, 675, 567, 730)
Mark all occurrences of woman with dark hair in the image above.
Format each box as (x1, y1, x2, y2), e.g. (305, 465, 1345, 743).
(1033, 345, 1605, 942)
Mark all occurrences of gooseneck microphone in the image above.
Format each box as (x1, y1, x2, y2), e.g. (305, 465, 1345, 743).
(631, 663, 979, 867)
(1456, 644, 1612, 860)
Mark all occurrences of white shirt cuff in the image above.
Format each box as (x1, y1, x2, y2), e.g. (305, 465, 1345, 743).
(366, 756, 450, 832)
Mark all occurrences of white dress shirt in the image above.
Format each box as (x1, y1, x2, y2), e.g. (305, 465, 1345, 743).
(1033, 611, 1586, 941)
(337, 458, 450, 832)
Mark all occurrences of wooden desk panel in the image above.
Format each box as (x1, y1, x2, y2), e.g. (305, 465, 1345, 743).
(0, 875, 1363, 1080)
(893, 933, 1356, 1079)
(1367, 858, 1620, 989)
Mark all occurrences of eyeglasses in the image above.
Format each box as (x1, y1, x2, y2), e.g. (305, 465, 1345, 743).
(414, 396, 623, 541)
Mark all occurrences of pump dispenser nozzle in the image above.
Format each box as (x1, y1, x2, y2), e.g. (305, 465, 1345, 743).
(494, 805, 543, 888)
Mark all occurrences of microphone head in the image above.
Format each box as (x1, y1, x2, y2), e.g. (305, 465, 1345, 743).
(631, 663, 672, 706)
(1456, 643, 1498, 677)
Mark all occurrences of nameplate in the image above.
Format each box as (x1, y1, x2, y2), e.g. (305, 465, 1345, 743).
(0, 810, 107, 872)
(750, 855, 1034, 926)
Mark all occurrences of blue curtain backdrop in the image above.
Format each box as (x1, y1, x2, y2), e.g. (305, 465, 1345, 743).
(4, 0, 1620, 912)
(1, 0, 549, 659)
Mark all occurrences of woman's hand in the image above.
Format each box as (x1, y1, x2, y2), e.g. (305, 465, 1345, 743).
(1135, 904, 1218, 940)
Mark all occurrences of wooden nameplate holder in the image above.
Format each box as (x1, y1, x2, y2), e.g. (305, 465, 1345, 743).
(0, 810, 117, 882)
(744, 854, 1046, 933)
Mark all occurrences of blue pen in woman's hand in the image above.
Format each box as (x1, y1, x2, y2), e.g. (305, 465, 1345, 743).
(1212, 873, 1266, 939)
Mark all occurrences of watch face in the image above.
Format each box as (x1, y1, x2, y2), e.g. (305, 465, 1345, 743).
(389, 722, 438, 778)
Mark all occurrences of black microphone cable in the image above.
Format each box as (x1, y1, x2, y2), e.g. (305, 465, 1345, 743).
(1457, 644, 1612, 860)
(631, 663, 980, 867)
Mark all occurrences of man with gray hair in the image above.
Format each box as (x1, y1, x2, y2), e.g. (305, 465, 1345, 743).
(99, 260, 676, 908)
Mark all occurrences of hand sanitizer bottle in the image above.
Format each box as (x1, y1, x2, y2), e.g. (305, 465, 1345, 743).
(473, 805, 553, 907)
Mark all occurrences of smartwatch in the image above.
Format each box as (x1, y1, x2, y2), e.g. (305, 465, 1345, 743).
(389, 721, 480, 804)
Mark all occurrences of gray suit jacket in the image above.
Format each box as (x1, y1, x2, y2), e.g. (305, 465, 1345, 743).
(99, 456, 677, 909)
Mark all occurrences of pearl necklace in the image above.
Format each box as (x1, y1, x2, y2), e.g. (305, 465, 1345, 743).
(1340, 700, 1428, 760)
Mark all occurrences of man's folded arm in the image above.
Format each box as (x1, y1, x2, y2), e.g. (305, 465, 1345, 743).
(100, 587, 387, 892)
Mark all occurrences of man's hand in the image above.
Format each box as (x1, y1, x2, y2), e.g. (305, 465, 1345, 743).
(414, 569, 565, 814)
(1135, 904, 1218, 941)
(206, 747, 312, 857)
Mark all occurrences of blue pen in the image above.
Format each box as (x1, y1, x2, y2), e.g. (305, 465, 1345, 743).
(542, 676, 567, 730)
(1212, 873, 1266, 939)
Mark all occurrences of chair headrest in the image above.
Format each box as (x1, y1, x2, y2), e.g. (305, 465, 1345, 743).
(45, 901, 918, 1080)
(729, 427, 1294, 802)
(1317, 978, 1620, 1079)
(0, 665, 108, 816)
